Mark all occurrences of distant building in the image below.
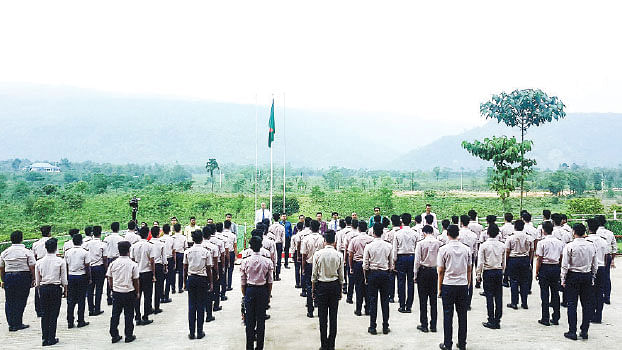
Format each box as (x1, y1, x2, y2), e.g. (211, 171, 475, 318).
(29, 162, 61, 173)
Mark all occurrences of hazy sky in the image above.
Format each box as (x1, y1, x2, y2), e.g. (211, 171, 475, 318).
(1, 0, 621, 133)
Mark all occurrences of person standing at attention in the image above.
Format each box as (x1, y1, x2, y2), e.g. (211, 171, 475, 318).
(414, 225, 441, 333)
(476, 224, 505, 329)
(35, 238, 67, 347)
(255, 203, 272, 225)
(363, 223, 393, 335)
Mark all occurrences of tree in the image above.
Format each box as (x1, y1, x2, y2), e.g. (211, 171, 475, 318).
(60, 158, 71, 170)
(205, 159, 219, 192)
(11, 158, 22, 171)
(545, 171, 566, 195)
(323, 167, 343, 190)
(567, 172, 587, 195)
(0, 174, 7, 197)
(480, 89, 566, 210)
(462, 136, 534, 205)
(592, 172, 603, 191)
(433, 167, 441, 182)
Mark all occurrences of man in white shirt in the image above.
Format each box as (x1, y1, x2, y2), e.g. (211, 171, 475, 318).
(269, 213, 286, 281)
(255, 202, 272, 225)
(107, 241, 139, 344)
(130, 227, 155, 325)
(84, 226, 107, 316)
(32, 225, 52, 318)
(35, 238, 67, 347)
(159, 224, 176, 302)
(328, 212, 340, 232)
(150, 226, 167, 314)
(64, 234, 90, 328)
(172, 223, 187, 293)
(422, 204, 438, 230)
(104, 222, 125, 305)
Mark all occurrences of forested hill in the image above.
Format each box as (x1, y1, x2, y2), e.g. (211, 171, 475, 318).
(398, 113, 622, 170)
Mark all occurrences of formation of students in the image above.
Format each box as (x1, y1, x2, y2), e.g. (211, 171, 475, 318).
(0, 203, 618, 349)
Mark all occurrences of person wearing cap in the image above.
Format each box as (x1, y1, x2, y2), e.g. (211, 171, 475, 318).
(35, 238, 67, 347)
(84, 226, 107, 317)
(535, 221, 564, 326)
(415, 225, 442, 333)
(107, 240, 139, 344)
(0, 230, 36, 332)
(64, 234, 90, 329)
(184, 229, 214, 340)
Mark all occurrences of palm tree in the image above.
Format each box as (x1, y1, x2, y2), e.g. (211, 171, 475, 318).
(205, 158, 219, 192)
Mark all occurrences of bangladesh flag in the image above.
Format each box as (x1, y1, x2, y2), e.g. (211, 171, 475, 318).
(268, 99, 275, 148)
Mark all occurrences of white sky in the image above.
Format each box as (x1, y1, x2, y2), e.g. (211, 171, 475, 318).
(1, 0, 621, 132)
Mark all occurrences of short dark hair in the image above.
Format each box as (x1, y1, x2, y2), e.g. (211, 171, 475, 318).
(382, 216, 390, 228)
(162, 224, 171, 234)
(11, 230, 23, 244)
(358, 221, 367, 232)
(522, 212, 532, 222)
(224, 221, 232, 229)
(468, 210, 477, 221)
(92, 226, 102, 237)
(139, 226, 149, 239)
(325, 230, 336, 244)
(174, 223, 182, 232)
(374, 215, 382, 223)
(551, 213, 562, 226)
(69, 228, 80, 237)
(202, 226, 212, 239)
(414, 215, 422, 224)
(451, 216, 459, 224)
(304, 217, 312, 227)
(45, 238, 57, 253)
(84, 226, 93, 236)
(425, 214, 434, 225)
(296, 222, 304, 231)
(316, 212, 323, 216)
(310, 220, 320, 232)
(345, 216, 352, 225)
(40, 225, 52, 237)
(351, 219, 359, 229)
(596, 215, 606, 226)
(514, 220, 525, 231)
(391, 215, 401, 227)
(150, 226, 159, 237)
(561, 214, 568, 221)
(111, 222, 120, 232)
(374, 207, 380, 211)
(573, 223, 586, 236)
(426, 204, 431, 208)
(170, 216, 178, 220)
(460, 215, 470, 227)
(401, 213, 412, 225)
(273, 213, 281, 221)
(441, 219, 450, 230)
(127, 221, 136, 230)
(487, 224, 500, 238)
(250, 236, 262, 252)
(422, 225, 433, 235)
(543, 210, 551, 220)
(225, 213, 232, 217)
(216, 222, 224, 232)
(192, 229, 203, 244)
(72, 234, 83, 246)
(587, 218, 599, 233)
(486, 215, 497, 225)
(332, 212, 338, 216)
(447, 225, 459, 238)
(504, 213, 513, 222)
(118, 241, 131, 255)
(339, 219, 346, 229)
(190, 216, 196, 220)
(542, 221, 553, 235)
(373, 223, 383, 237)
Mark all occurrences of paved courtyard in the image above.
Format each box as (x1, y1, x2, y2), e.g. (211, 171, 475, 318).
(1, 260, 621, 349)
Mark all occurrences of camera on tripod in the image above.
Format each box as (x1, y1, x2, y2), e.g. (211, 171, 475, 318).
(129, 196, 140, 222)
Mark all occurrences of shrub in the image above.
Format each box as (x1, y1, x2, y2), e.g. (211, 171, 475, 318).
(567, 197, 604, 214)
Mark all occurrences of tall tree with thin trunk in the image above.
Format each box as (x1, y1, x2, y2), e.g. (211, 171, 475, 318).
(480, 89, 566, 211)
(205, 158, 219, 192)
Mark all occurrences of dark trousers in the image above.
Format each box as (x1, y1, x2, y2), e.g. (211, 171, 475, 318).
(347, 260, 356, 301)
(508, 256, 530, 306)
(417, 266, 438, 328)
(3, 271, 31, 328)
(604, 255, 612, 302)
(187, 275, 207, 336)
(110, 291, 135, 338)
(538, 264, 561, 322)
(227, 251, 236, 289)
(396, 255, 415, 309)
(284, 237, 291, 268)
(154, 263, 165, 310)
(245, 285, 268, 350)
(293, 251, 301, 286)
(88, 265, 105, 313)
(40, 284, 62, 342)
(304, 263, 314, 313)
(565, 271, 593, 334)
(212, 265, 222, 306)
(317, 281, 340, 350)
(441, 284, 468, 348)
(367, 270, 390, 329)
(591, 266, 605, 323)
(176, 252, 185, 292)
(342, 256, 348, 293)
(35, 286, 42, 317)
(164, 257, 175, 298)
(275, 243, 283, 278)
(67, 274, 88, 323)
(135, 272, 153, 320)
(219, 263, 226, 298)
(205, 268, 217, 319)
(353, 261, 368, 313)
(483, 269, 503, 325)
(106, 257, 117, 304)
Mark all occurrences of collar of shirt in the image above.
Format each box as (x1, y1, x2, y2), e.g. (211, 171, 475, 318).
(11, 244, 26, 248)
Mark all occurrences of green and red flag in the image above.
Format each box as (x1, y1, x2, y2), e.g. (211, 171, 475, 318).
(268, 99, 275, 148)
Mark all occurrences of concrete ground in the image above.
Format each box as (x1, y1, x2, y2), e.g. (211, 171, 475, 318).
(1, 261, 621, 350)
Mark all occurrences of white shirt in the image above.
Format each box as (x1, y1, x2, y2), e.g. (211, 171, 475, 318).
(130, 239, 153, 273)
(254, 208, 272, 225)
(184, 244, 213, 276)
(32, 237, 51, 260)
(421, 212, 438, 229)
(151, 238, 166, 265)
(159, 234, 175, 259)
(64, 246, 89, 275)
(36, 253, 67, 286)
(104, 232, 125, 258)
(0, 244, 35, 272)
(106, 256, 139, 293)
(84, 238, 106, 266)
(173, 233, 188, 253)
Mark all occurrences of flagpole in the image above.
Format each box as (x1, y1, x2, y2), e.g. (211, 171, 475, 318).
(282, 92, 286, 214)
(254, 94, 258, 212)
(270, 95, 274, 216)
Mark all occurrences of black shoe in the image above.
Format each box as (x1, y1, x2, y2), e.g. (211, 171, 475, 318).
(475, 282, 481, 289)
(77, 321, 89, 328)
(125, 335, 136, 343)
(139, 319, 153, 326)
(43, 338, 59, 346)
(354, 310, 362, 316)
(275, 277, 281, 281)
(8, 327, 18, 332)
(342, 290, 347, 294)
(482, 322, 499, 329)
(112, 336, 123, 343)
(521, 304, 528, 310)
(430, 327, 437, 333)
(188, 334, 195, 340)
(507, 303, 518, 310)
(205, 316, 215, 322)
(417, 325, 429, 333)
(368, 327, 377, 335)
(388, 298, 395, 303)
(467, 306, 472, 311)
(171, 290, 176, 294)
(197, 332, 206, 339)
(160, 298, 172, 304)
(551, 319, 559, 325)
(580, 332, 588, 340)
(479, 292, 486, 296)
(307, 312, 314, 318)
(346, 299, 353, 304)
(153, 309, 163, 314)
(300, 292, 307, 297)
(265, 314, 271, 320)
(528, 291, 532, 295)
(538, 319, 550, 326)
(365, 310, 370, 316)
(604, 300, 610, 305)
(227, 287, 233, 291)
(457, 344, 466, 350)
(439, 343, 451, 350)
(17, 324, 29, 330)
(107, 299, 113, 306)
(179, 290, 184, 294)
(502, 282, 509, 288)
(213, 306, 222, 312)
(295, 285, 302, 289)
(383, 327, 390, 335)
(591, 319, 602, 324)
(68, 322, 75, 329)
(398, 307, 408, 314)
(564, 332, 577, 340)
(405, 308, 412, 313)
(90, 310, 104, 316)
(221, 296, 228, 301)
(561, 302, 568, 308)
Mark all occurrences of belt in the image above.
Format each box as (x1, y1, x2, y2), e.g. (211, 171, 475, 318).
(397, 254, 414, 257)
(247, 284, 267, 287)
(542, 262, 560, 266)
(5, 271, 31, 274)
(317, 280, 340, 284)
(419, 265, 436, 270)
(189, 274, 207, 277)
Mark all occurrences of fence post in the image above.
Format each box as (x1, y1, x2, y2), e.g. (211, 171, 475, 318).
(614, 210, 617, 220)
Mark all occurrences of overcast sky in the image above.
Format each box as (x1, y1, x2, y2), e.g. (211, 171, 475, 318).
(1, 0, 621, 134)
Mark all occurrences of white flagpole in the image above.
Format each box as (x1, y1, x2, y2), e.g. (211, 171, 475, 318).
(269, 95, 274, 216)
(282, 92, 286, 213)
(254, 94, 258, 211)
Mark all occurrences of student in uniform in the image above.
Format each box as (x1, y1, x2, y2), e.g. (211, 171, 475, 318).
(312, 230, 344, 350)
(535, 221, 563, 326)
(172, 223, 187, 293)
(344, 219, 359, 302)
(200, 227, 219, 323)
(348, 221, 372, 316)
(334, 219, 349, 294)
(269, 213, 286, 281)
(438, 219, 450, 246)
(223, 220, 238, 291)
(215, 222, 230, 300)
(363, 223, 394, 335)
(505, 220, 533, 310)
(104, 222, 124, 305)
(32, 225, 53, 317)
(159, 224, 175, 303)
(438, 225, 471, 350)
(585, 218, 608, 324)
(184, 229, 214, 340)
(64, 234, 90, 329)
(414, 225, 441, 332)
(107, 240, 139, 344)
(62, 229, 79, 254)
(130, 226, 155, 325)
(458, 215, 478, 310)
(124, 221, 141, 245)
(297, 217, 312, 297)
(561, 223, 597, 341)
(595, 215, 617, 304)
(241, 236, 274, 350)
(476, 224, 505, 329)
(150, 226, 167, 314)
(301, 220, 326, 318)
(291, 222, 304, 289)
(35, 238, 67, 347)
(467, 210, 483, 288)
(0, 230, 35, 332)
(85, 226, 107, 317)
(393, 213, 416, 314)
